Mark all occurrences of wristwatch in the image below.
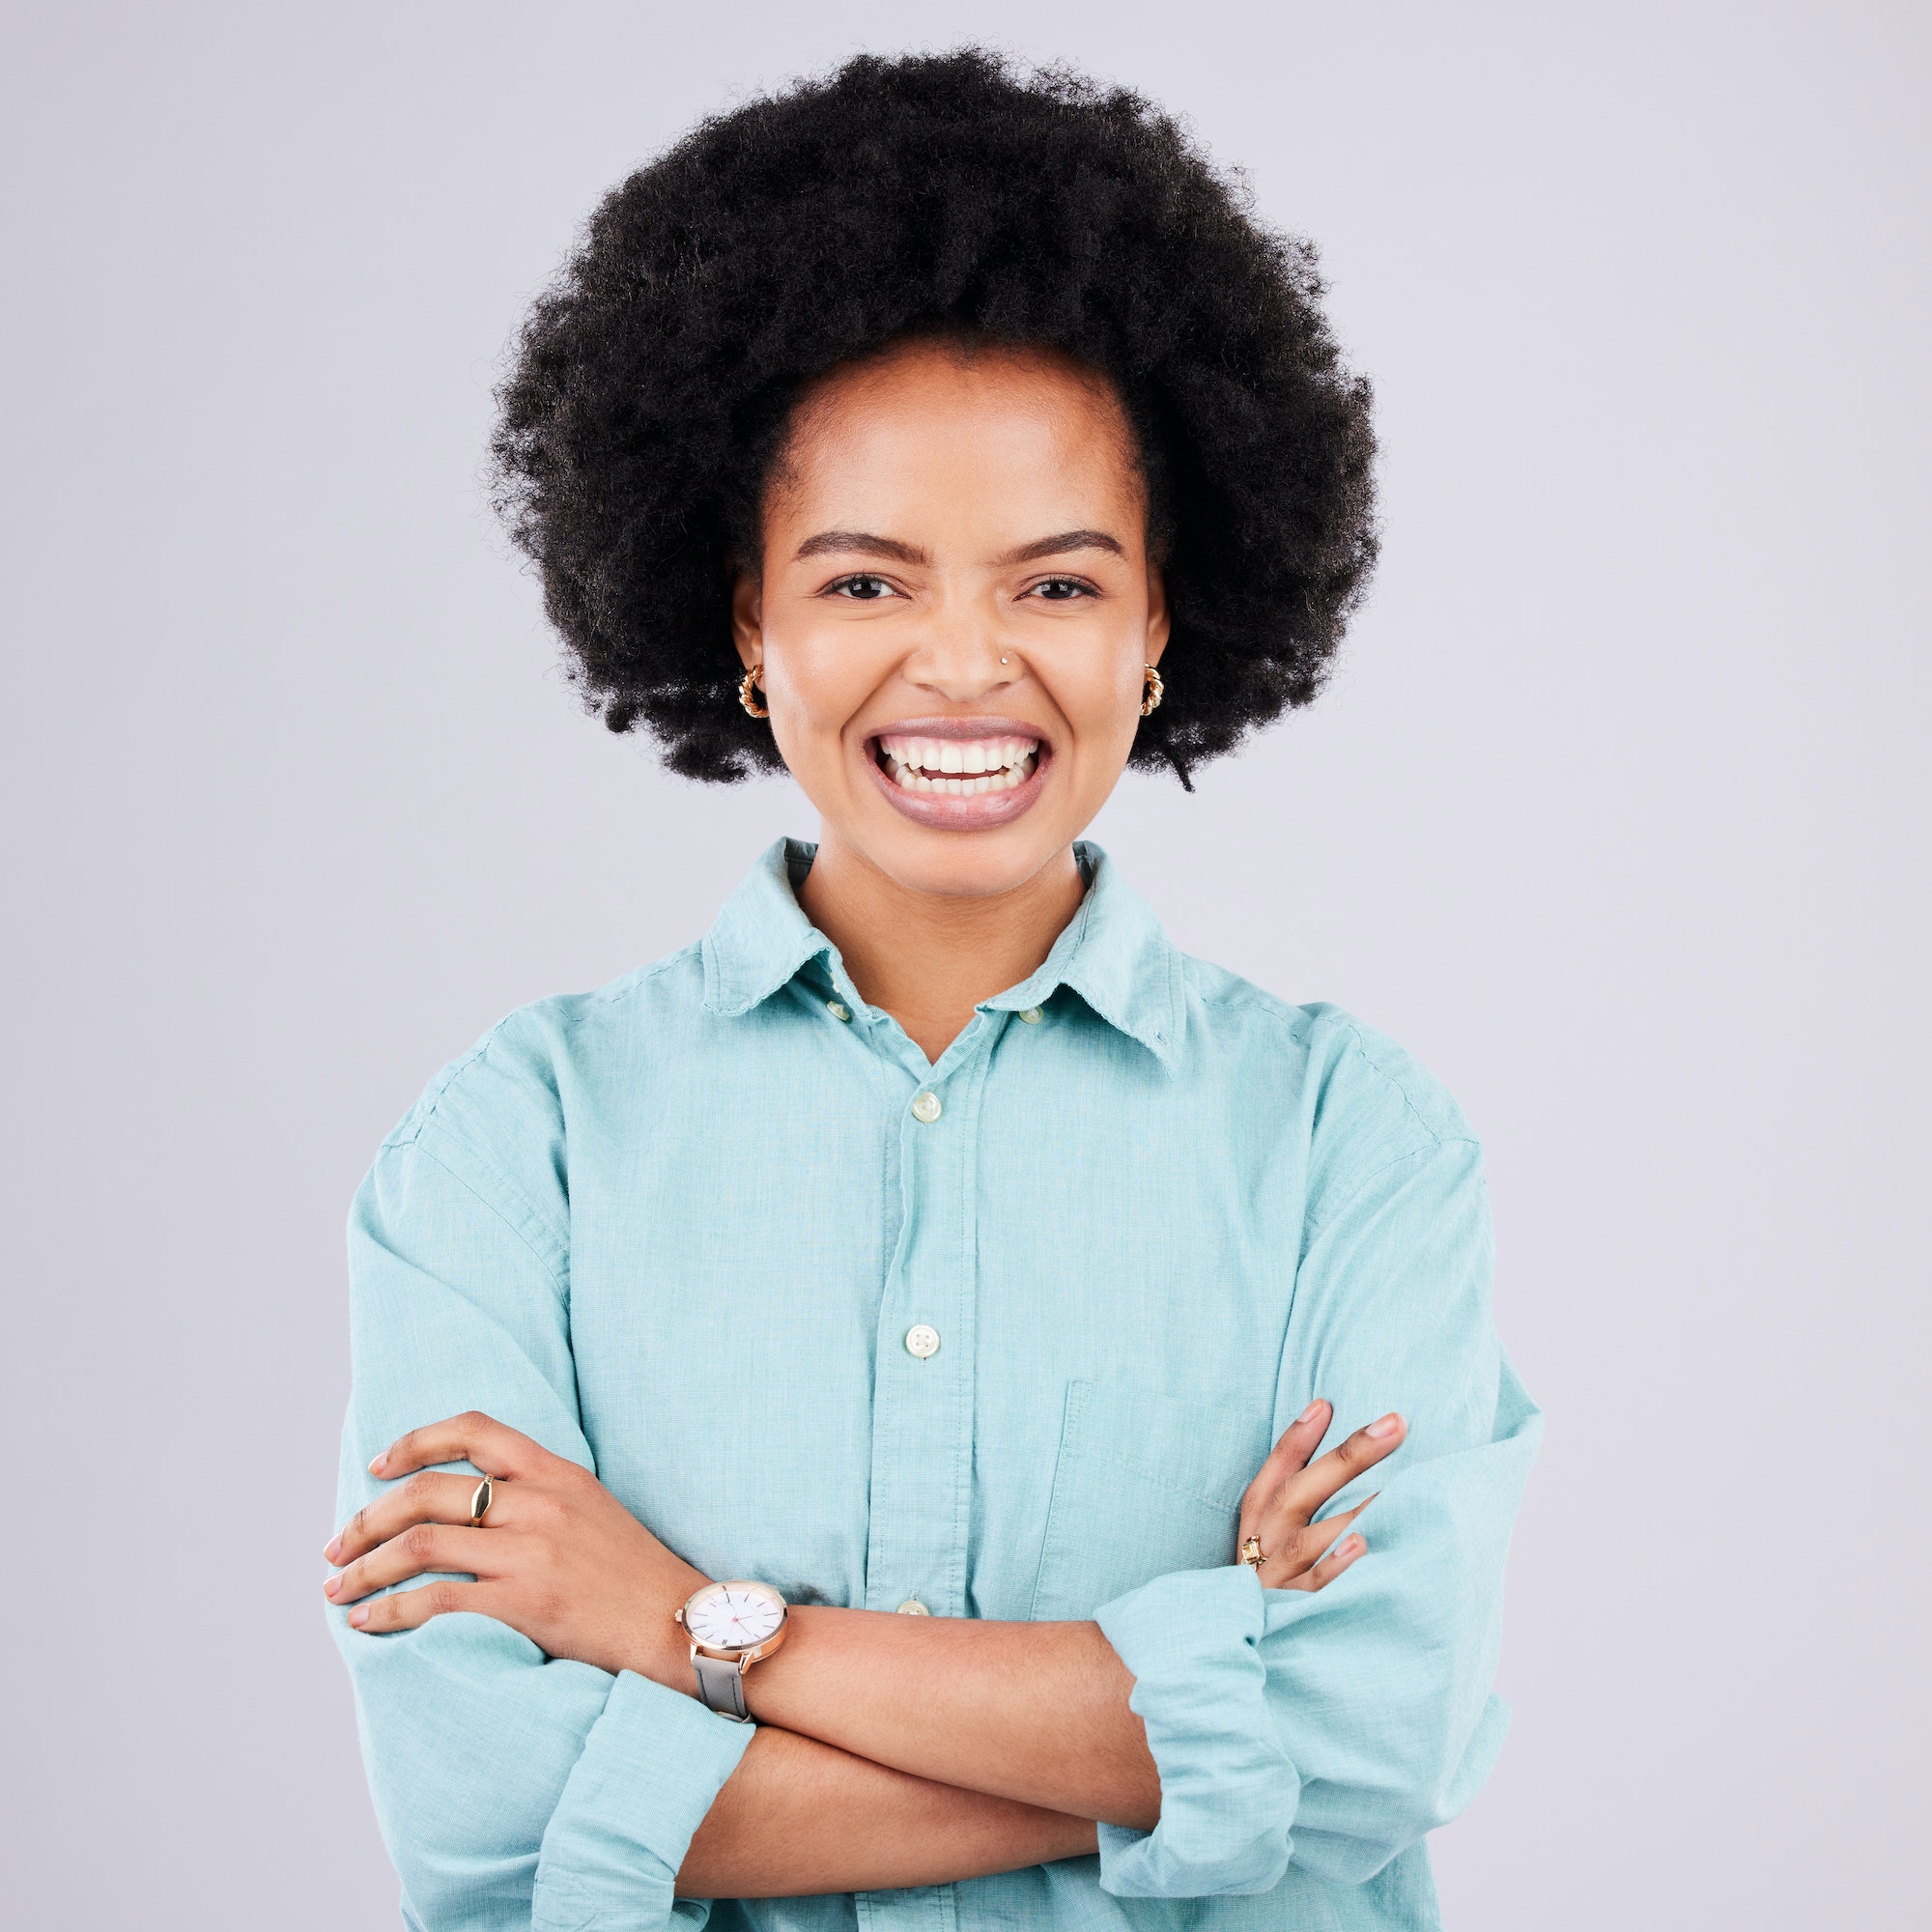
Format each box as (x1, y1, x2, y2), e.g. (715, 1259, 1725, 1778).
(674, 1579, 789, 1720)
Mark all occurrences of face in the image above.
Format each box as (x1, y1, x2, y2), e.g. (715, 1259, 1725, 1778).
(732, 338, 1169, 902)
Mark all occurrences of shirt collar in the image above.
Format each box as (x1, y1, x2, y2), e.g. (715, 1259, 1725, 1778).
(700, 838, 1185, 1065)
(700, 838, 833, 1018)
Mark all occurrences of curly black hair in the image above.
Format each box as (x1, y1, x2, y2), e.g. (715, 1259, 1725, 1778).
(491, 47, 1377, 785)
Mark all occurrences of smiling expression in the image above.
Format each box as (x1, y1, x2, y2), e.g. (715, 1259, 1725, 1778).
(731, 338, 1170, 900)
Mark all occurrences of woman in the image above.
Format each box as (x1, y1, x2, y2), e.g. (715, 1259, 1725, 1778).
(325, 49, 1539, 1932)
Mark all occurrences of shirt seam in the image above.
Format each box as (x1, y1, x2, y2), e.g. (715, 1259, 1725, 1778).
(1228, 998, 1447, 1143)
(1335, 1019, 1456, 1147)
(1063, 1440, 1247, 1517)
(1225, 993, 1471, 1168)
(387, 953, 694, 1153)
(586, 948, 692, 1020)
(409, 1137, 570, 1299)
(1303, 1136, 1482, 1242)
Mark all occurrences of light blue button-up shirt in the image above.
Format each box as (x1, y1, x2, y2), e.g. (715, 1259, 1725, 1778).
(333, 838, 1539, 1932)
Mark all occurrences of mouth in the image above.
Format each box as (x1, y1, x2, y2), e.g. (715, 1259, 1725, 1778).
(865, 719, 1050, 829)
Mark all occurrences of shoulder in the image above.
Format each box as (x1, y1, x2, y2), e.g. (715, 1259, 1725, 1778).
(373, 942, 707, 1180)
(1293, 1000, 1477, 1148)
(1179, 954, 1479, 1189)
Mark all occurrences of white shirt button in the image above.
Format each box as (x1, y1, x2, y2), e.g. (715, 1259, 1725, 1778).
(910, 1091, 942, 1123)
(896, 1597, 931, 1615)
(826, 1000, 852, 1022)
(1018, 1007, 1044, 1024)
(904, 1323, 940, 1359)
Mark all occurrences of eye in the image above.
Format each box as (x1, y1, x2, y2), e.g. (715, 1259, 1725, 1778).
(827, 574, 898, 601)
(1026, 577, 1098, 602)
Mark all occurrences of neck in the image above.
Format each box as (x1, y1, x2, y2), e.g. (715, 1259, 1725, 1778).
(798, 835, 1087, 1065)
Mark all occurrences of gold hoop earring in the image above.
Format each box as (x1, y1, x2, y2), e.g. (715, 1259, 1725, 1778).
(738, 667, 769, 718)
(1139, 665, 1164, 717)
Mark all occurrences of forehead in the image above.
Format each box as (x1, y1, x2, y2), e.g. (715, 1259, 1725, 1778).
(770, 339, 1144, 524)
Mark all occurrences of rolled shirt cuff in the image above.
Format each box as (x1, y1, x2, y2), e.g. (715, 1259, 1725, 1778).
(531, 1668, 755, 1931)
(1093, 1565, 1298, 1897)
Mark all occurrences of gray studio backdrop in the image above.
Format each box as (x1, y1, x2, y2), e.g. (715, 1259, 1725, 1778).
(2, 3, 1925, 1926)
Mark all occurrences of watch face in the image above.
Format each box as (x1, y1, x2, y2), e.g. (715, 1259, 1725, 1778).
(685, 1581, 785, 1653)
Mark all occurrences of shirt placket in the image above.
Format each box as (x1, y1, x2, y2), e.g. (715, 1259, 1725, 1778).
(852, 1011, 997, 1932)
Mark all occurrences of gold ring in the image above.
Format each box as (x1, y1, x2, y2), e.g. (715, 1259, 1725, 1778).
(1240, 1535, 1264, 1569)
(468, 1475, 495, 1527)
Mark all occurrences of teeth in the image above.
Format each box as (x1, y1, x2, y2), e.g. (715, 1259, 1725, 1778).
(878, 736, 1040, 790)
(887, 761, 1027, 795)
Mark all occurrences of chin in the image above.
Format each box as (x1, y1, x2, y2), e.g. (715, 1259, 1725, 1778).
(863, 810, 1075, 901)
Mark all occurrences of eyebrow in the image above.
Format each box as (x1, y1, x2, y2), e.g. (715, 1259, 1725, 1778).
(793, 530, 932, 565)
(792, 527, 1125, 566)
(1000, 529, 1125, 564)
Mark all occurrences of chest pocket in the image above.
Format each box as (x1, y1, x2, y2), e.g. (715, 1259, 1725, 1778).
(1029, 1379, 1273, 1621)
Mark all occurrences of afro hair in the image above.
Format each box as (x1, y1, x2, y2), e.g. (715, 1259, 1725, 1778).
(491, 47, 1378, 785)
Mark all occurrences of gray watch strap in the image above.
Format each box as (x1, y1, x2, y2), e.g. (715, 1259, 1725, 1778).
(691, 1650, 751, 1721)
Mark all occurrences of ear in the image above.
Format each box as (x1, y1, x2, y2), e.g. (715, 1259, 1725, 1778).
(730, 571, 764, 672)
(1144, 556, 1171, 666)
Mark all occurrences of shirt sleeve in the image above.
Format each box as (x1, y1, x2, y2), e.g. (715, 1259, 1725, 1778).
(331, 1075, 753, 1932)
(1092, 1132, 1542, 1898)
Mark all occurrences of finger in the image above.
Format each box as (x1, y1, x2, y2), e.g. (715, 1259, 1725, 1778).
(1271, 1413, 1406, 1526)
(1282, 1532, 1368, 1594)
(326, 1471, 501, 1567)
(343, 1577, 495, 1634)
(370, 1410, 546, 1482)
(325, 1522, 496, 1605)
(1255, 1497, 1373, 1586)
(1238, 1400, 1333, 1523)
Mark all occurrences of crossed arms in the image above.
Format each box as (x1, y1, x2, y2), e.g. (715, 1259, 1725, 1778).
(325, 1401, 1400, 1895)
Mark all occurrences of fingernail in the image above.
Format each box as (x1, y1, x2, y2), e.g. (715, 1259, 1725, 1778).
(323, 1575, 342, 1598)
(1346, 1535, 1366, 1556)
(1297, 1400, 1325, 1425)
(1365, 1414, 1403, 1439)
(368, 1453, 387, 1475)
(347, 1605, 370, 1628)
(324, 1536, 342, 1564)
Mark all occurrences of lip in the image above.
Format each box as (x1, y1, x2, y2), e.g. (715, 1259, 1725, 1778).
(863, 714, 1053, 832)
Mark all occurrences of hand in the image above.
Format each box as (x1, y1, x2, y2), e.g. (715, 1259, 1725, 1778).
(323, 1410, 707, 1686)
(1235, 1400, 1406, 1591)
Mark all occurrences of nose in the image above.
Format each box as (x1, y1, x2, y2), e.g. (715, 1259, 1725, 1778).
(902, 598, 1018, 703)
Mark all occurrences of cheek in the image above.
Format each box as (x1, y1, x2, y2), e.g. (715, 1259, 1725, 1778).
(1053, 642, 1148, 756)
(763, 620, 886, 778)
